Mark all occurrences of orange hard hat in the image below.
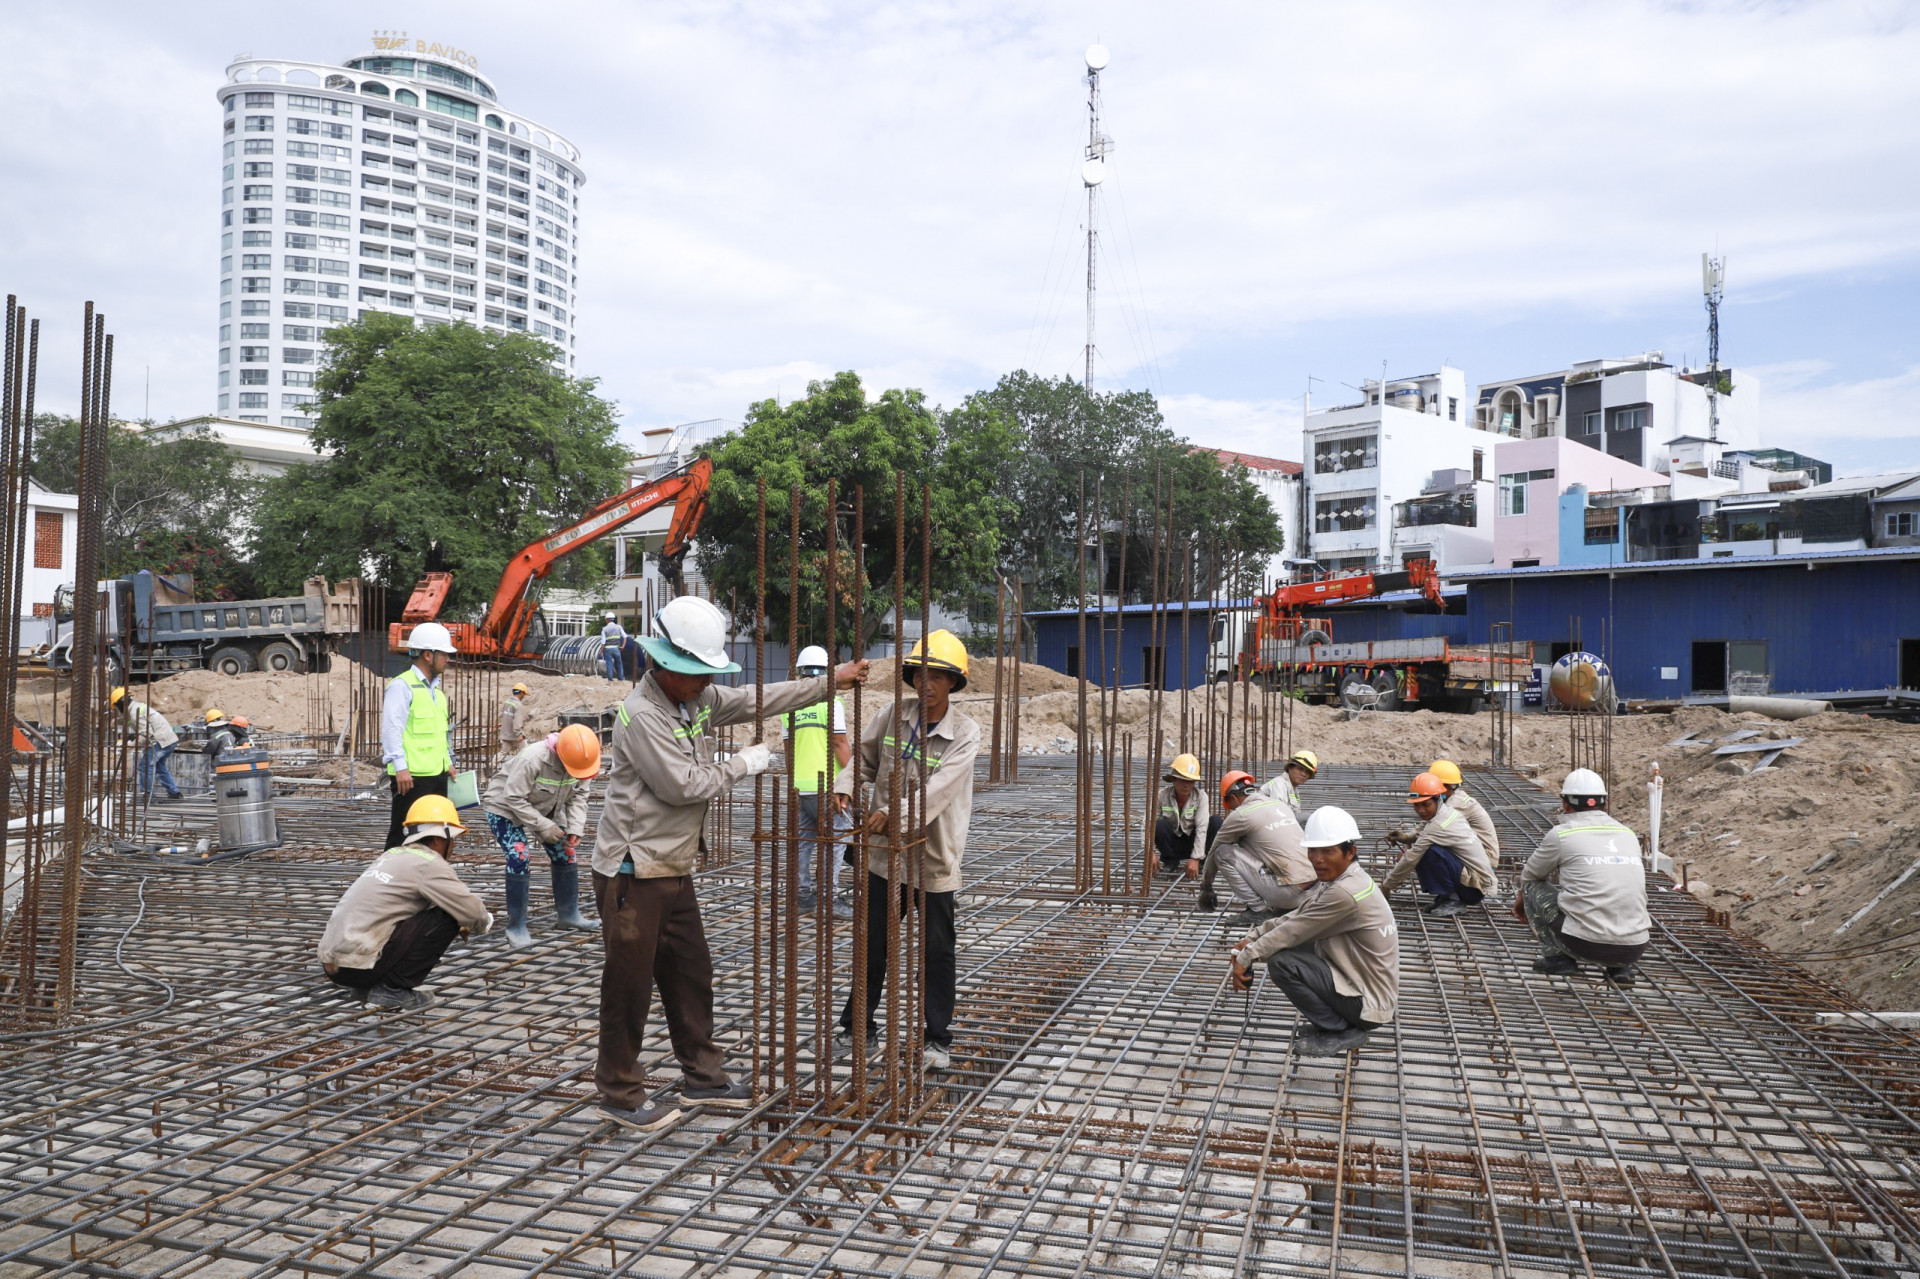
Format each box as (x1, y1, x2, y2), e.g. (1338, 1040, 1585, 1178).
(1407, 771, 1447, 803)
(1219, 769, 1256, 801)
(555, 722, 602, 779)
(231, 715, 250, 729)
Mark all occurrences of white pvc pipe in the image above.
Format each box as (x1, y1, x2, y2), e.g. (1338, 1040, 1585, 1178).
(1727, 695, 1832, 720)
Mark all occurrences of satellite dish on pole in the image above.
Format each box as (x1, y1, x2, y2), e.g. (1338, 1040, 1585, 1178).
(1081, 158, 1106, 187)
(1085, 44, 1110, 71)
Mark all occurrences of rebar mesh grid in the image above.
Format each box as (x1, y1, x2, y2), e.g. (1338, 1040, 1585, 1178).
(0, 761, 1916, 1278)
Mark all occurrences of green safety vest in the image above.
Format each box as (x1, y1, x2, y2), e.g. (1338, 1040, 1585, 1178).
(783, 699, 838, 793)
(390, 666, 451, 777)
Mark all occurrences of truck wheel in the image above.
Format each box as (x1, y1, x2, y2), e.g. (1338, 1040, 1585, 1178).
(257, 641, 303, 674)
(209, 646, 256, 676)
(1369, 670, 1401, 711)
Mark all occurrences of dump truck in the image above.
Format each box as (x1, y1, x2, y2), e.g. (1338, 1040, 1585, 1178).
(48, 570, 361, 679)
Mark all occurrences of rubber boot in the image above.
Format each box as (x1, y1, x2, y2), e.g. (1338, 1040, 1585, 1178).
(552, 863, 599, 930)
(504, 871, 534, 948)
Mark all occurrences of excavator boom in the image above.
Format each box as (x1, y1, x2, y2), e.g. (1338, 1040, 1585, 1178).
(392, 456, 713, 659)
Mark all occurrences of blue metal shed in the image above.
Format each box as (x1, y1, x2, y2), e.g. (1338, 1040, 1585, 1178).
(1453, 547, 1920, 700)
(1024, 599, 1246, 688)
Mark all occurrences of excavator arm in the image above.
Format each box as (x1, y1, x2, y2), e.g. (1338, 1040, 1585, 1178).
(395, 456, 713, 659)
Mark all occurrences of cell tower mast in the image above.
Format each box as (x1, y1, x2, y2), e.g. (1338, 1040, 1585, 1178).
(1081, 44, 1111, 391)
(1702, 252, 1726, 442)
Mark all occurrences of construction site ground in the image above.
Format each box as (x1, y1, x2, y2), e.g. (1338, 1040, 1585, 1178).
(1, 758, 1917, 1277)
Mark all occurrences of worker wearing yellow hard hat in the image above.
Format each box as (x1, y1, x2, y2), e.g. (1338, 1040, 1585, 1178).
(1427, 758, 1500, 866)
(1258, 748, 1319, 823)
(483, 722, 604, 948)
(317, 793, 493, 1011)
(113, 686, 183, 804)
(500, 681, 532, 756)
(1381, 770, 1501, 918)
(834, 629, 979, 1076)
(1154, 751, 1219, 877)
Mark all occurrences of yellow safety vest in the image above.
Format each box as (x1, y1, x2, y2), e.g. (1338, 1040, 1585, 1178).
(390, 666, 450, 777)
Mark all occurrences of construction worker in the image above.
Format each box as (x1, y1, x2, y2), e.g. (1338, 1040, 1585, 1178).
(599, 614, 626, 682)
(382, 621, 459, 853)
(1198, 770, 1315, 926)
(780, 644, 852, 914)
(1382, 772, 1501, 917)
(203, 708, 236, 782)
(1258, 748, 1319, 823)
(1153, 753, 1215, 874)
(1230, 805, 1399, 1056)
(229, 715, 253, 750)
(318, 794, 494, 1011)
(834, 629, 980, 1075)
(112, 687, 182, 804)
(500, 682, 532, 755)
(485, 723, 603, 948)
(1429, 759, 1499, 863)
(593, 594, 869, 1130)
(1516, 769, 1650, 987)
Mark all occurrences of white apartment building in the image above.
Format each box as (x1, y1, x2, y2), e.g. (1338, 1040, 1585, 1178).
(1301, 366, 1494, 574)
(214, 45, 584, 426)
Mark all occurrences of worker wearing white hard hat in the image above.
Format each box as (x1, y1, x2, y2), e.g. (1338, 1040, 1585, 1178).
(591, 594, 871, 1131)
(1229, 805, 1401, 1057)
(780, 643, 853, 914)
(1515, 769, 1651, 987)
(599, 614, 627, 682)
(380, 620, 460, 851)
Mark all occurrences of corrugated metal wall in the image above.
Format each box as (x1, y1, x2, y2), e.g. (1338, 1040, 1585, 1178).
(1465, 560, 1920, 699)
(1030, 610, 1217, 688)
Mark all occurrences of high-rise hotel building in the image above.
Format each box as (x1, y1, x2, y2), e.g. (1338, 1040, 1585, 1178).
(214, 44, 584, 424)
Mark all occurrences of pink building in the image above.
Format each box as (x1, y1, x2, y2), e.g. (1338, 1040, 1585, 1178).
(1492, 436, 1666, 567)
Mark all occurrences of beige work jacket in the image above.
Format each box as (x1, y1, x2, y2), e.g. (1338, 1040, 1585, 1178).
(834, 696, 979, 894)
(1238, 863, 1400, 1024)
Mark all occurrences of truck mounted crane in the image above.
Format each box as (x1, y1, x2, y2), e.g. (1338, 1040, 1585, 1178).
(389, 456, 713, 661)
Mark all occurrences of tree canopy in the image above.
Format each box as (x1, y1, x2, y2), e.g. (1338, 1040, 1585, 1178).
(30, 415, 257, 598)
(693, 371, 1013, 654)
(250, 314, 629, 614)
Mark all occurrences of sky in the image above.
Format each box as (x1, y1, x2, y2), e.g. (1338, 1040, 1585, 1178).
(2, 1, 1917, 474)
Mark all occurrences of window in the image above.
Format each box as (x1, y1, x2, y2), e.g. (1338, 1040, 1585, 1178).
(243, 184, 272, 201)
(1579, 410, 1601, 436)
(282, 393, 315, 408)
(283, 370, 314, 386)
(243, 161, 273, 178)
(241, 277, 271, 294)
(246, 115, 274, 132)
(1314, 494, 1375, 533)
(239, 368, 267, 385)
(218, 324, 231, 342)
(241, 299, 271, 316)
(1609, 406, 1648, 432)
(33, 511, 62, 569)
(238, 392, 269, 409)
(318, 304, 347, 322)
(282, 324, 314, 341)
(239, 322, 269, 339)
(283, 348, 315, 363)
(284, 255, 315, 273)
(1446, 397, 1458, 422)
(1496, 469, 1555, 517)
(241, 207, 272, 224)
(242, 230, 271, 247)
(1887, 512, 1917, 538)
(240, 346, 270, 363)
(245, 138, 274, 155)
(1584, 509, 1619, 544)
(1313, 433, 1377, 474)
(284, 233, 315, 250)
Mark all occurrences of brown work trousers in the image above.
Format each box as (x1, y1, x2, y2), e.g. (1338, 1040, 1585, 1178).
(593, 871, 729, 1109)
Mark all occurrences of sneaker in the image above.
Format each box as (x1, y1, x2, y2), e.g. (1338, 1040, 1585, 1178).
(599, 1096, 683, 1132)
(158, 792, 184, 805)
(682, 1078, 754, 1109)
(924, 1042, 952, 1072)
(832, 893, 855, 920)
(1297, 1025, 1372, 1057)
(1226, 908, 1276, 929)
(796, 890, 819, 914)
(366, 985, 432, 1011)
(1532, 953, 1579, 976)
(1423, 895, 1456, 915)
(1430, 899, 1468, 919)
(1604, 964, 1638, 989)
(834, 1028, 882, 1061)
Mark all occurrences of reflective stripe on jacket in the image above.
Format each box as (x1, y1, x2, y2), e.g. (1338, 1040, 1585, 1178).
(483, 740, 589, 840)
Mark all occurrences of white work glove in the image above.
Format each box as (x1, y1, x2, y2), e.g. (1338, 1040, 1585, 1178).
(736, 743, 773, 776)
(537, 824, 565, 846)
(478, 910, 495, 936)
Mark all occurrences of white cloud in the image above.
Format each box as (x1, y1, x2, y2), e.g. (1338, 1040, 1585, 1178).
(1157, 394, 1302, 461)
(1748, 360, 1920, 463)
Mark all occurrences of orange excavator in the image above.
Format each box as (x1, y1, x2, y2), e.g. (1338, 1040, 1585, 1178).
(389, 456, 713, 660)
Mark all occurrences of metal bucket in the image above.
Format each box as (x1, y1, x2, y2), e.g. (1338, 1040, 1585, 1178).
(214, 747, 281, 855)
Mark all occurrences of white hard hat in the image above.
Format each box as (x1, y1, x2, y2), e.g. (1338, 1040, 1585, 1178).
(654, 596, 735, 671)
(1302, 805, 1361, 849)
(796, 645, 830, 670)
(1561, 767, 1608, 799)
(407, 621, 458, 654)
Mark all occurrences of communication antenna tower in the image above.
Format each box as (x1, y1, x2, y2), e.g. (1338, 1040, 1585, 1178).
(1702, 252, 1726, 442)
(1081, 44, 1111, 391)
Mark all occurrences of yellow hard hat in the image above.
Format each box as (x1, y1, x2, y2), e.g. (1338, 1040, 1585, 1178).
(1165, 753, 1201, 783)
(903, 628, 969, 691)
(110, 686, 127, 706)
(1428, 759, 1463, 786)
(511, 682, 530, 695)
(403, 793, 467, 831)
(1287, 748, 1319, 776)
(204, 708, 227, 724)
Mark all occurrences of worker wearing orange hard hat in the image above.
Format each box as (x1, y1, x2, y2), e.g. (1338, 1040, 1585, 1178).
(1428, 758, 1499, 864)
(1153, 753, 1217, 875)
(484, 722, 605, 947)
(1381, 771, 1501, 917)
(1198, 770, 1316, 927)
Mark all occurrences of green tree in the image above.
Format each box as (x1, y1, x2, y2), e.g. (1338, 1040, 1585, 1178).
(694, 371, 1013, 654)
(963, 372, 1283, 608)
(250, 315, 629, 614)
(29, 415, 257, 598)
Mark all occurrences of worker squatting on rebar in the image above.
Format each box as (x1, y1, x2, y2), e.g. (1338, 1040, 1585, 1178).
(779, 643, 853, 916)
(1198, 769, 1316, 930)
(1230, 805, 1401, 1057)
(592, 594, 870, 1132)
(1514, 768, 1652, 988)
(833, 629, 980, 1076)
(483, 723, 603, 948)
(381, 621, 459, 851)
(1152, 753, 1216, 875)
(317, 794, 495, 1011)
(1257, 747, 1319, 824)
(1380, 767, 1502, 918)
